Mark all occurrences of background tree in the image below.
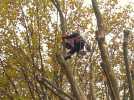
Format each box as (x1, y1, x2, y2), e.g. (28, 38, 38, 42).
(0, 0, 134, 100)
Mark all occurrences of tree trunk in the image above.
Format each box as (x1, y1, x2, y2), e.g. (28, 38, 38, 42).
(91, 0, 120, 100)
(56, 54, 87, 100)
(123, 30, 134, 100)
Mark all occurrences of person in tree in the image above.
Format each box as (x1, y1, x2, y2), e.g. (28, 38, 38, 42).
(62, 32, 89, 60)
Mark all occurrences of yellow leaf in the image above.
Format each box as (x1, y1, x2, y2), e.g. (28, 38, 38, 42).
(47, 57, 53, 64)
(47, 43, 54, 48)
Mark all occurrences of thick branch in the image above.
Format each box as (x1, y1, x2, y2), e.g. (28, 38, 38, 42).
(37, 76, 73, 100)
(56, 54, 87, 100)
(51, 0, 66, 33)
(123, 30, 134, 100)
(51, 1, 87, 100)
(91, 0, 120, 100)
(91, 0, 103, 31)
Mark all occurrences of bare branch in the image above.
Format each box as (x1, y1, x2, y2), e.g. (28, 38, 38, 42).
(36, 76, 74, 100)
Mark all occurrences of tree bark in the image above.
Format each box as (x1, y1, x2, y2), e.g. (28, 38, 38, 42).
(91, 0, 120, 100)
(51, 0, 66, 33)
(123, 30, 134, 100)
(36, 76, 74, 100)
(51, 0, 87, 100)
(56, 54, 87, 100)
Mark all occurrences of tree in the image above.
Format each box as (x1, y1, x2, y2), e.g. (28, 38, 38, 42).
(0, 0, 134, 100)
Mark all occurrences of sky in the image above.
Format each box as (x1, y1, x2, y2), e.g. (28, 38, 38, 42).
(17, 0, 134, 34)
(84, 0, 134, 7)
